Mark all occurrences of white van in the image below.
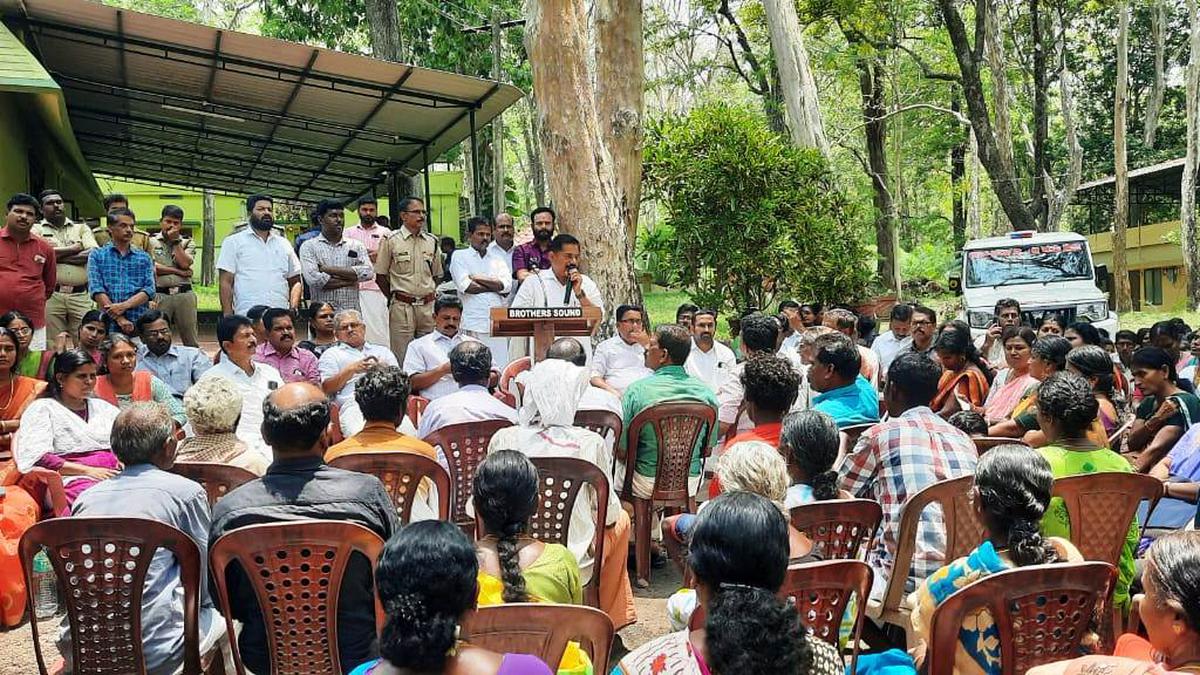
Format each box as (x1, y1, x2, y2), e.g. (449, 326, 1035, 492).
(953, 231, 1119, 338)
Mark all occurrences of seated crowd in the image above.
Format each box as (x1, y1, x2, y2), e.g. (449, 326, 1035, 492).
(3, 200, 1200, 673)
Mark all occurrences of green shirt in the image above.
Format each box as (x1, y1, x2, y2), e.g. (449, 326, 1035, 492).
(1135, 391, 1200, 430)
(1037, 444, 1138, 608)
(621, 365, 719, 478)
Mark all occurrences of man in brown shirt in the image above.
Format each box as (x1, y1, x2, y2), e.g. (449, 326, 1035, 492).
(148, 205, 199, 346)
(36, 189, 96, 343)
(374, 197, 443, 363)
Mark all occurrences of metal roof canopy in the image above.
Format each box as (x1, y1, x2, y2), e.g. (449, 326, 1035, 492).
(0, 0, 523, 203)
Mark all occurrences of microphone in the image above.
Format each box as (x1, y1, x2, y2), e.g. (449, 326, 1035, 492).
(563, 264, 577, 305)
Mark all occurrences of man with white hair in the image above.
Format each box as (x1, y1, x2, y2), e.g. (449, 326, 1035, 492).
(176, 376, 269, 475)
(318, 309, 397, 431)
(486, 356, 636, 631)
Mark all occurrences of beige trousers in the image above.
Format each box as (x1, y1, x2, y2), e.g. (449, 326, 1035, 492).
(388, 301, 435, 364)
(154, 290, 199, 346)
(45, 291, 93, 342)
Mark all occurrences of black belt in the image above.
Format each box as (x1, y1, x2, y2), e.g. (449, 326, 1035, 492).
(157, 285, 193, 295)
(55, 284, 87, 294)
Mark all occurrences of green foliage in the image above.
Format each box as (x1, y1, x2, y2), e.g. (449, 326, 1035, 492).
(900, 241, 956, 282)
(642, 102, 872, 313)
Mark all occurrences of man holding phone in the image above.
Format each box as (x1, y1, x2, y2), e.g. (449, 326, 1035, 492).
(318, 309, 398, 415)
(975, 298, 1023, 367)
(299, 199, 373, 312)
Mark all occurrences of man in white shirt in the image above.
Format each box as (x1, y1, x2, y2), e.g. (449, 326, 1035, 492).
(450, 216, 512, 367)
(299, 199, 373, 312)
(318, 309, 398, 412)
(590, 304, 653, 397)
(403, 295, 477, 400)
(684, 308, 736, 391)
(217, 194, 302, 315)
(872, 303, 914, 382)
(974, 298, 1022, 368)
(487, 213, 516, 280)
(344, 198, 392, 348)
(417, 340, 517, 438)
(199, 314, 284, 458)
(510, 233, 604, 361)
(718, 313, 807, 437)
(777, 300, 803, 355)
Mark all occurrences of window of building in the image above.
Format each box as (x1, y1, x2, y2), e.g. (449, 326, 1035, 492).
(1145, 267, 1164, 306)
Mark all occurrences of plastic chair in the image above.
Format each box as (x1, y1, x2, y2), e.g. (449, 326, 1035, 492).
(926, 562, 1117, 674)
(9, 436, 70, 518)
(327, 403, 345, 445)
(574, 409, 623, 458)
(528, 457, 609, 608)
(464, 603, 615, 675)
(329, 452, 451, 522)
(789, 498, 883, 561)
(171, 461, 257, 508)
(19, 517, 210, 675)
(783, 560, 873, 672)
(499, 357, 532, 395)
(406, 395, 430, 428)
(972, 437, 1031, 455)
(209, 520, 386, 675)
(422, 419, 514, 530)
(875, 475, 987, 641)
(622, 400, 717, 587)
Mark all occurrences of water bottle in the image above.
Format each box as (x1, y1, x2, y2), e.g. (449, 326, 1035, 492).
(32, 549, 57, 619)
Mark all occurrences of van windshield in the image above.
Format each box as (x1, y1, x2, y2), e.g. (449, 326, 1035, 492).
(965, 242, 1093, 288)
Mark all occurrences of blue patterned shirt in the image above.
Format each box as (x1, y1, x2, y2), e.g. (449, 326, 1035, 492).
(88, 243, 156, 330)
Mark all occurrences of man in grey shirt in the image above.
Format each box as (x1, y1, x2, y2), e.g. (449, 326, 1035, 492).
(68, 402, 228, 674)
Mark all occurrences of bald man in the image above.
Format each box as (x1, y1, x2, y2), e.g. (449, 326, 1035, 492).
(210, 382, 399, 675)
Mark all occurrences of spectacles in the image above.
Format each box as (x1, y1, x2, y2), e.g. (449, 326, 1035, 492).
(911, 320, 933, 326)
(619, 318, 643, 325)
(9, 327, 31, 336)
(404, 210, 427, 215)
(144, 328, 171, 337)
(338, 322, 365, 330)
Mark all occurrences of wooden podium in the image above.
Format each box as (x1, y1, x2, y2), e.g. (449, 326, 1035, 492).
(490, 306, 603, 362)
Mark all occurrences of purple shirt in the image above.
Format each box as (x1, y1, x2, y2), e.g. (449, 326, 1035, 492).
(510, 240, 552, 278)
(253, 342, 319, 385)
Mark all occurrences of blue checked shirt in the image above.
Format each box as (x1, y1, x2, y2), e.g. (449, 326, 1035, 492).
(88, 243, 156, 330)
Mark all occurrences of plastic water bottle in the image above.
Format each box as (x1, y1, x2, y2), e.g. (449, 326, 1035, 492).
(32, 550, 57, 619)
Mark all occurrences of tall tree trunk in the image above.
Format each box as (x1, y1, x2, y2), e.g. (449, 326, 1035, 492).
(860, 59, 901, 295)
(522, 96, 547, 207)
(202, 189, 215, 286)
(1144, 0, 1168, 148)
(983, 0, 1015, 178)
(761, 0, 829, 155)
(527, 0, 641, 330)
(595, 0, 645, 245)
(364, 0, 404, 61)
(1030, 0, 1049, 229)
(766, 63, 788, 136)
(1183, 0, 1200, 308)
(463, 142, 477, 216)
(968, 129, 983, 239)
(1113, 0, 1134, 313)
(951, 94, 968, 250)
(937, 0, 1038, 232)
(1046, 9, 1083, 232)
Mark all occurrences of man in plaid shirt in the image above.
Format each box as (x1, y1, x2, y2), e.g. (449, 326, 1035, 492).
(88, 207, 156, 336)
(837, 351, 977, 604)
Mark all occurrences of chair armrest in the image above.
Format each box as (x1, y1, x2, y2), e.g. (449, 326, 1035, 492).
(19, 468, 70, 517)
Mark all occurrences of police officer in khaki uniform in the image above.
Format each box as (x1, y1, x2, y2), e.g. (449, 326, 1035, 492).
(375, 196, 443, 364)
(148, 204, 199, 346)
(36, 189, 97, 347)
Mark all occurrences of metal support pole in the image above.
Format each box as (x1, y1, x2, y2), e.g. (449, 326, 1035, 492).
(387, 167, 400, 226)
(422, 146, 432, 207)
(469, 108, 480, 214)
(491, 7, 504, 218)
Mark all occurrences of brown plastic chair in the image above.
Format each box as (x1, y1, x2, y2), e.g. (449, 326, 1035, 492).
(876, 475, 987, 640)
(464, 603, 615, 675)
(622, 400, 717, 587)
(10, 436, 70, 518)
(422, 419, 515, 531)
(926, 562, 1117, 674)
(329, 452, 451, 522)
(406, 395, 430, 427)
(783, 560, 872, 673)
(499, 357, 532, 395)
(789, 498, 883, 560)
(529, 456, 610, 608)
(209, 520, 386, 675)
(574, 409, 623, 459)
(19, 517, 209, 675)
(171, 461, 257, 507)
(972, 437, 1031, 455)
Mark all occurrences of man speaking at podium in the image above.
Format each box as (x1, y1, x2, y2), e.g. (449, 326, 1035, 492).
(510, 233, 604, 361)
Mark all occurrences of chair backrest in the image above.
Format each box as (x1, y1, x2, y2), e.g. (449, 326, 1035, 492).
(881, 475, 986, 616)
(330, 451, 451, 522)
(20, 517, 204, 675)
(1051, 472, 1162, 566)
(624, 400, 717, 504)
(171, 461, 258, 507)
(528, 456, 609, 607)
(972, 437, 1030, 455)
(499, 357, 532, 394)
(927, 562, 1117, 674)
(782, 560, 873, 673)
(789, 499, 883, 561)
(328, 402, 345, 445)
(574, 409, 623, 451)
(463, 603, 615, 675)
(406, 395, 430, 427)
(209, 520, 386, 675)
(422, 419, 514, 524)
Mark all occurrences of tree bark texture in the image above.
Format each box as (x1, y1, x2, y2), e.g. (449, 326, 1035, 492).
(761, 0, 829, 155)
(364, 0, 404, 62)
(1030, 0, 1048, 229)
(936, 0, 1038, 232)
(1183, 0, 1200, 308)
(202, 189, 215, 286)
(951, 95, 968, 249)
(1144, 0, 1168, 148)
(968, 129, 983, 239)
(1113, 0, 1134, 313)
(983, 0, 1016, 178)
(492, 8, 506, 218)
(522, 96, 547, 207)
(1046, 11, 1083, 232)
(527, 0, 642, 331)
(860, 59, 901, 294)
(595, 0, 645, 244)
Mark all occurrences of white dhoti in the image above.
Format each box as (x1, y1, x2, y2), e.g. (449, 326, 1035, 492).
(360, 288, 390, 350)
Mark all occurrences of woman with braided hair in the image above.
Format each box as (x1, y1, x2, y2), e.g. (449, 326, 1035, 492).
(908, 443, 1083, 674)
(474, 450, 582, 607)
(350, 520, 552, 674)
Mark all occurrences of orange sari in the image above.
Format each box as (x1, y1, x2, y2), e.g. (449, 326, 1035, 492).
(931, 368, 990, 412)
(0, 375, 45, 627)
